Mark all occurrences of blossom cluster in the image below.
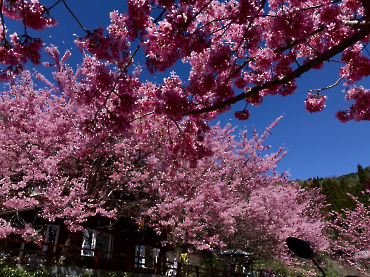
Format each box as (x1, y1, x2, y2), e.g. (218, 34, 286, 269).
(336, 86, 370, 122)
(0, 0, 57, 80)
(304, 93, 327, 113)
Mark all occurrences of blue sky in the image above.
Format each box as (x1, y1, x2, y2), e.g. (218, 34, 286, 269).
(7, 1, 370, 180)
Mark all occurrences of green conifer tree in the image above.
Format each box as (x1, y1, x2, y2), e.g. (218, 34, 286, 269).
(322, 179, 350, 213)
(357, 164, 368, 185)
(311, 177, 321, 188)
(349, 164, 369, 206)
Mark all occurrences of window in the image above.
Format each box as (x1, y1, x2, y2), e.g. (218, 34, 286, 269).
(81, 229, 112, 259)
(135, 245, 160, 269)
(166, 257, 178, 276)
(135, 245, 145, 268)
(43, 225, 59, 252)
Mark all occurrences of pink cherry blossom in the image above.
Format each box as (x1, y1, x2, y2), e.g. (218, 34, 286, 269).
(304, 92, 327, 113)
(328, 195, 370, 273)
(336, 86, 370, 122)
(234, 109, 250, 120)
(0, 0, 368, 121)
(0, 1, 369, 272)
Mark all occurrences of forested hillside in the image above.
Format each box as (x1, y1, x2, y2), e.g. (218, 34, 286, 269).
(298, 164, 370, 213)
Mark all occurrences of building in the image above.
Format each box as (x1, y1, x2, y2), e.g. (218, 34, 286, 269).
(0, 208, 176, 275)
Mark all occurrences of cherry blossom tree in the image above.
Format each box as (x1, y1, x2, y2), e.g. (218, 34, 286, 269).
(223, 183, 328, 262)
(0, 0, 369, 271)
(0, 59, 329, 263)
(0, 64, 205, 238)
(0, 69, 119, 235)
(144, 118, 287, 249)
(144, 118, 328, 258)
(328, 195, 370, 273)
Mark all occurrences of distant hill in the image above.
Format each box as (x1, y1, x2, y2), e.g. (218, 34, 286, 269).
(296, 165, 370, 187)
(296, 164, 370, 213)
(336, 165, 370, 187)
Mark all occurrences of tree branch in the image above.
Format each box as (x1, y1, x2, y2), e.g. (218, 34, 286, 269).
(308, 77, 343, 93)
(62, 0, 88, 34)
(0, 0, 6, 40)
(274, 26, 324, 53)
(46, 0, 63, 11)
(91, 8, 166, 127)
(21, 0, 27, 35)
(344, 20, 369, 28)
(187, 23, 370, 115)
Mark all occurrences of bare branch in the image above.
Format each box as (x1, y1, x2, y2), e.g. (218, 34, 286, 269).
(199, 17, 228, 30)
(21, 0, 27, 35)
(46, 0, 63, 11)
(62, 0, 88, 34)
(343, 20, 370, 28)
(0, 0, 6, 40)
(131, 112, 155, 122)
(308, 77, 344, 93)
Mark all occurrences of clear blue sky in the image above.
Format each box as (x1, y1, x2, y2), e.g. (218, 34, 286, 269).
(7, 1, 370, 180)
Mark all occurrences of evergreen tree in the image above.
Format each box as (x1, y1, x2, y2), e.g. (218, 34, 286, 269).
(357, 164, 369, 185)
(339, 178, 356, 210)
(349, 183, 369, 206)
(348, 164, 369, 206)
(311, 177, 321, 188)
(321, 179, 352, 213)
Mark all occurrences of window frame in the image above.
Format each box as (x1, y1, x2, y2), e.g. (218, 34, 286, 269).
(81, 229, 112, 259)
(43, 224, 60, 253)
(135, 245, 160, 269)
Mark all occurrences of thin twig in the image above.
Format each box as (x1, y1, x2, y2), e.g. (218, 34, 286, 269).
(131, 112, 155, 122)
(46, 0, 63, 11)
(363, 43, 370, 56)
(199, 17, 228, 30)
(62, 0, 88, 33)
(189, 0, 213, 23)
(305, 40, 320, 56)
(308, 77, 344, 93)
(171, 117, 184, 136)
(21, 0, 27, 35)
(210, 20, 233, 36)
(274, 26, 324, 53)
(227, 58, 254, 80)
(299, 0, 341, 12)
(123, 44, 140, 73)
(290, 48, 300, 67)
(153, 8, 166, 24)
(233, 1, 266, 56)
